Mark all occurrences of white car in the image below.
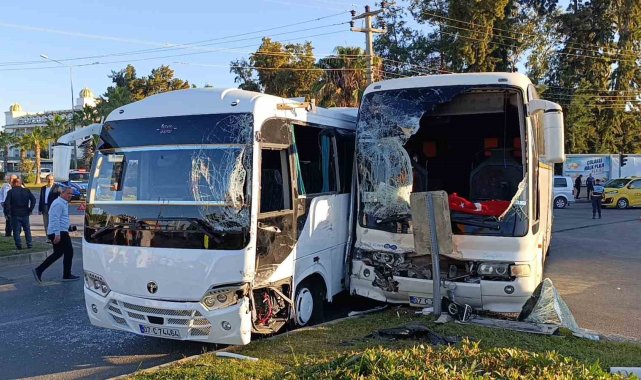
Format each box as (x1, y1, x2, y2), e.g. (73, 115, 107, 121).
(38, 168, 52, 180)
(553, 175, 575, 208)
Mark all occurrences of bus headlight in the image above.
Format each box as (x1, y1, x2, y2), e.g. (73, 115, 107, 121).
(200, 284, 245, 311)
(510, 264, 531, 277)
(84, 271, 111, 297)
(477, 262, 510, 279)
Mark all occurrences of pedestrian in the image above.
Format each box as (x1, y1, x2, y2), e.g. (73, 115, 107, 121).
(591, 179, 605, 219)
(32, 186, 80, 282)
(39, 174, 56, 235)
(574, 174, 583, 200)
(4, 177, 36, 249)
(586, 173, 595, 199)
(0, 174, 18, 237)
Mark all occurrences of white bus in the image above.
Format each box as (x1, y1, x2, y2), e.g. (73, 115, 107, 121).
(63, 88, 356, 345)
(350, 73, 565, 313)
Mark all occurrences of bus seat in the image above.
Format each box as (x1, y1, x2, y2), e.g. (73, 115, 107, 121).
(484, 137, 499, 157)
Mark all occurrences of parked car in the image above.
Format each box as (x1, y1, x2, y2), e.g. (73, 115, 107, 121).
(553, 175, 575, 208)
(602, 176, 641, 209)
(59, 170, 89, 200)
(38, 168, 52, 180)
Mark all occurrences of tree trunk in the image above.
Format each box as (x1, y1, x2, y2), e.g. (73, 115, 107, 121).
(35, 144, 41, 184)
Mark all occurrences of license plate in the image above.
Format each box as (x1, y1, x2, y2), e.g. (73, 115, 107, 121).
(139, 324, 181, 338)
(409, 296, 432, 307)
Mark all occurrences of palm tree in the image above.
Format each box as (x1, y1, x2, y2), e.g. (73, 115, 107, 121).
(0, 132, 17, 175)
(17, 133, 32, 174)
(28, 127, 52, 184)
(313, 46, 371, 107)
(45, 114, 71, 143)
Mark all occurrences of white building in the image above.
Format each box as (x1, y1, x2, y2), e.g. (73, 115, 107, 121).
(1, 88, 96, 173)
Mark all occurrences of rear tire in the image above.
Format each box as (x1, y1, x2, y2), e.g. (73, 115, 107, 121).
(293, 278, 325, 327)
(617, 198, 629, 209)
(554, 197, 567, 209)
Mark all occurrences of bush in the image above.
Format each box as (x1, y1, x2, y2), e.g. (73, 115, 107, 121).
(22, 172, 36, 184)
(291, 340, 624, 379)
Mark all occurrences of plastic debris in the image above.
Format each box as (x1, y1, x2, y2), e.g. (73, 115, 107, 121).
(371, 324, 461, 345)
(518, 278, 599, 341)
(215, 352, 259, 362)
(347, 305, 388, 317)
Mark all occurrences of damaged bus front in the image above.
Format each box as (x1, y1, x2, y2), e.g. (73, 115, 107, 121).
(79, 88, 356, 345)
(351, 73, 565, 313)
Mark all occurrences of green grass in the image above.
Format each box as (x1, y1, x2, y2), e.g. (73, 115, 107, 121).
(130, 308, 641, 379)
(0, 235, 50, 256)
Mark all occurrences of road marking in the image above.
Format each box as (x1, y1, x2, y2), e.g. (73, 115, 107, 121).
(553, 218, 640, 233)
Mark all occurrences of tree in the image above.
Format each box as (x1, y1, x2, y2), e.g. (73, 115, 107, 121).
(231, 38, 321, 98)
(16, 134, 32, 174)
(97, 86, 132, 119)
(313, 47, 369, 107)
(0, 132, 17, 175)
(26, 127, 51, 184)
(45, 114, 71, 143)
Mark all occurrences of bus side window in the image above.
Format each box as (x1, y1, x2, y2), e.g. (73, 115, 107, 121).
(292, 125, 337, 194)
(260, 149, 292, 213)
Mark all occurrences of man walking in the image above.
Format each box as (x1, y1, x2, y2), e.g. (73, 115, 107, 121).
(33, 187, 79, 282)
(591, 179, 605, 219)
(39, 174, 56, 234)
(574, 174, 583, 200)
(4, 178, 36, 249)
(0, 174, 18, 236)
(586, 173, 595, 199)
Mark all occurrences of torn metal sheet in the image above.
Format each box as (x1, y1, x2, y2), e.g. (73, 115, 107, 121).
(410, 191, 458, 258)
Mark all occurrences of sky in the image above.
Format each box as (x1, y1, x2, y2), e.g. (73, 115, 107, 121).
(0, 0, 373, 125)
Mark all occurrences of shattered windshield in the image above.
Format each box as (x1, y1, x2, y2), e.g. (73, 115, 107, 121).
(357, 86, 528, 237)
(85, 113, 253, 250)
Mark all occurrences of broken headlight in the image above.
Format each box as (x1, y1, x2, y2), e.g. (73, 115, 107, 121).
(84, 271, 111, 297)
(200, 284, 246, 311)
(477, 262, 511, 279)
(510, 264, 531, 277)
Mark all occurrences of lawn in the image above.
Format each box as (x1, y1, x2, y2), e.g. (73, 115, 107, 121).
(130, 308, 641, 379)
(0, 235, 50, 256)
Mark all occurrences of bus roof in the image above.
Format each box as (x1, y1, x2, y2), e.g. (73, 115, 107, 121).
(363, 72, 533, 96)
(106, 88, 356, 131)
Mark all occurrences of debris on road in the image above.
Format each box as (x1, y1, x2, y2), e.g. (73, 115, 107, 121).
(368, 323, 462, 345)
(461, 316, 559, 335)
(215, 352, 259, 362)
(347, 304, 388, 317)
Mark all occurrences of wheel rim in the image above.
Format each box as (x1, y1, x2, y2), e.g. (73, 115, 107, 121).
(295, 288, 314, 326)
(555, 198, 565, 208)
(618, 199, 628, 208)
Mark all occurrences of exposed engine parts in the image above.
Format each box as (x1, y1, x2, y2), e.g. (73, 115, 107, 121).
(250, 281, 291, 334)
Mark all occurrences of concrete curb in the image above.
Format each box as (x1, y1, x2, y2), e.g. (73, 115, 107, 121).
(108, 311, 376, 380)
(0, 249, 52, 267)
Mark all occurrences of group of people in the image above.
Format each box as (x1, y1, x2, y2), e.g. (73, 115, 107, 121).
(0, 174, 79, 282)
(573, 173, 605, 219)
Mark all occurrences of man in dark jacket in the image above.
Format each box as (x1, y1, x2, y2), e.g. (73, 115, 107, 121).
(5, 178, 36, 249)
(574, 174, 583, 200)
(39, 174, 56, 234)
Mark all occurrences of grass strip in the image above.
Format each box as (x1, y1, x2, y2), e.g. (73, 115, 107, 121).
(130, 308, 641, 379)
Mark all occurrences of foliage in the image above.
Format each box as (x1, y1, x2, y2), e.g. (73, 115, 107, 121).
(314, 47, 369, 107)
(44, 114, 72, 143)
(96, 64, 190, 118)
(20, 158, 35, 180)
(26, 127, 51, 184)
(231, 38, 320, 98)
(0, 132, 18, 174)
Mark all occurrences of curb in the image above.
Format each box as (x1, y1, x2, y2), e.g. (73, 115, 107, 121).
(0, 249, 52, 268)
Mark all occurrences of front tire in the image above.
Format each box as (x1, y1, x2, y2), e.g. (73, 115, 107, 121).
(617, 198, 629, 209)
(294, 279, 325, 327)
(554, 197, 567, 209)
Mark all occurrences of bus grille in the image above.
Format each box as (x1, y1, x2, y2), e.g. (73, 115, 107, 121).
(122, 302, 193, 316)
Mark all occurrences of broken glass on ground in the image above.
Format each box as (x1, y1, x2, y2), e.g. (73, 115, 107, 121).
(366, 323, 462, 345)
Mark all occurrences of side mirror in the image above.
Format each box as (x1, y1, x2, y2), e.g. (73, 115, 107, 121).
(52, 145, 73, 182)
(528, 100, 565, 164)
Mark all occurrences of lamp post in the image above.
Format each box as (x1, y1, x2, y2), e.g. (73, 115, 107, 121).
(40, 54, 77, 169)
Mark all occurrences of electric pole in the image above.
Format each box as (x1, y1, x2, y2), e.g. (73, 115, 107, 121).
(350, 3, 391, 85)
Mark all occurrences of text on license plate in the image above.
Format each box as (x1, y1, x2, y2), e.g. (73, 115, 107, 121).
(409, 296, 432, 307)
(139, 324, 181, 338)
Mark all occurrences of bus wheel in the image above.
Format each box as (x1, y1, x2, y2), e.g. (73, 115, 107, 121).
(617, 198, 629, 209)
(294, 278, 325, 327)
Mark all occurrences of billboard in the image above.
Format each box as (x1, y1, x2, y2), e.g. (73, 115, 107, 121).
(563, 156, 611, 184)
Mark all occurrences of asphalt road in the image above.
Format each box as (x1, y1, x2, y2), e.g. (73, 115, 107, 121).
(0, 201, 639, 379)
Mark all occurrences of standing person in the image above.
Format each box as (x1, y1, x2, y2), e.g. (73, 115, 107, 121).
(591, 179, 605, 219)
(32, 187, 79, 282)
(0, 174, 18, 237)
(574, 174, 583, 200)
(4, 178, 36, 249)
(39, 174, 56, 234)
(586, 173, 595, 199)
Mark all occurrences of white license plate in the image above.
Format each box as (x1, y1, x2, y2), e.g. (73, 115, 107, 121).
(409, 296, 432, 307)
(139, 324, 181, 339)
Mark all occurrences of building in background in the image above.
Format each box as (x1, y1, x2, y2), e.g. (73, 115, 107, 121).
(1, 88, 96, 173)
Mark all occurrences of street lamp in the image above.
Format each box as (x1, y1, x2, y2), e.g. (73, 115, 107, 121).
(40, 54, 76, 169)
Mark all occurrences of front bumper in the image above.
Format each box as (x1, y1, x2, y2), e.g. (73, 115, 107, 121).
(350, 260, 536, 313)
(84, 289, 252, 345)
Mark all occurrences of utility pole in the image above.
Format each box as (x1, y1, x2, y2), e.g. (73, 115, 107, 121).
(350, 3, 391, 85)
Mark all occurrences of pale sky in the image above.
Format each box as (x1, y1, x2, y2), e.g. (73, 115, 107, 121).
(0, 0, 371, 125)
